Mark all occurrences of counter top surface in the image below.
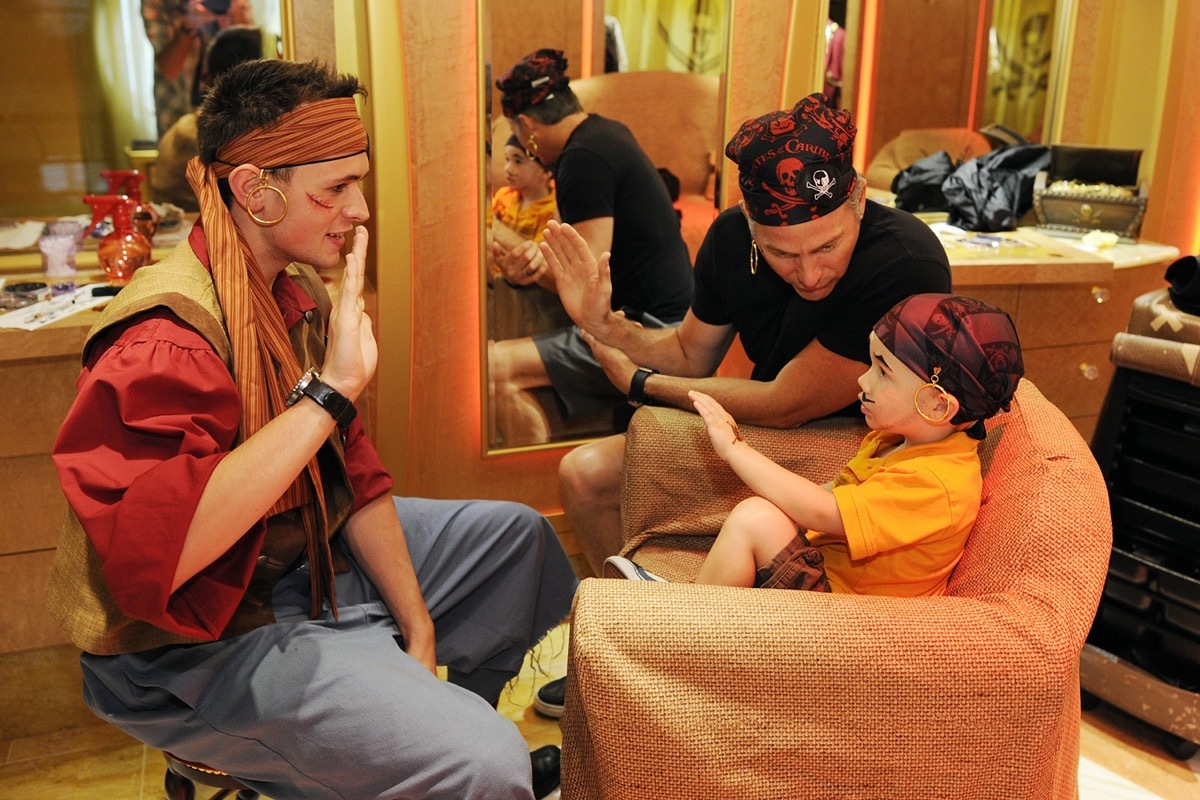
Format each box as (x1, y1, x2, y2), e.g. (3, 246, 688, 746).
(930, 224, 1178, 286)
(1, 220, 1181, 361)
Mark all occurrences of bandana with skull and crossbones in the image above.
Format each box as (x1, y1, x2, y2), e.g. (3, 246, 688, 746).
(726, 93, 857, 225)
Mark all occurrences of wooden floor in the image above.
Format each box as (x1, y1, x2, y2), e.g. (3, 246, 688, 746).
(1, 623, 1197, 799)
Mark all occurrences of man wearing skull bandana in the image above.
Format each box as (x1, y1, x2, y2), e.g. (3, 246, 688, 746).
(547, 92, 952, 586)
(490, 48, 694, 447)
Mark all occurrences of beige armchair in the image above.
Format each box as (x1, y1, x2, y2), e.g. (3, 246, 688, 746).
(561, 380, 1111, 799)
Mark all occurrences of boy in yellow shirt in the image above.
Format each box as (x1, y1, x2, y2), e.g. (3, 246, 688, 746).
(607, 293, 1024, 597)
(492, 135, 557, 250)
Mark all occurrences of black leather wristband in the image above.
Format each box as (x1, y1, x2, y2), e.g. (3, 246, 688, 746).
(627, 366, 659, 408)
(286, 368, 357, 429)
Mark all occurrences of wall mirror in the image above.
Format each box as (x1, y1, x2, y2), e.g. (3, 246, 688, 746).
(0, 0, 289, 219)
(837, 0, 1069, 182)
(481, 0, 730, 455)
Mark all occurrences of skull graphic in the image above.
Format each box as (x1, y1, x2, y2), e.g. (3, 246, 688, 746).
(806, 169, 836, 200)
(776, 157, 805, 197)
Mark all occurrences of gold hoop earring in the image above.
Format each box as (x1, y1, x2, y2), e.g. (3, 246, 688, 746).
(914, 366, 952, 423)
(750, 240, 759, 275)
(524, 133, 539, 160)
(246, 170, 288, 227)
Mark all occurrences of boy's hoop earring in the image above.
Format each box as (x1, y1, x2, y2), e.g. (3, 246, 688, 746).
(914, 366, 953, 423)
(750, 240, 760, 275)
(246, 170, 287, 227)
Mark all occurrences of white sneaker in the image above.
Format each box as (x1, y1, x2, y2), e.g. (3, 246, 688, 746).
(604, 556, 668, 582)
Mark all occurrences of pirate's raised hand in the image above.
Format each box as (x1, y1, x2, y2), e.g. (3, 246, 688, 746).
(541, 220, 614, 337)
(323, 226, 377, 401)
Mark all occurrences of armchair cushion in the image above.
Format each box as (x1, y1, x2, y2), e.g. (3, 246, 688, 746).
(562, 380, 1111, 799)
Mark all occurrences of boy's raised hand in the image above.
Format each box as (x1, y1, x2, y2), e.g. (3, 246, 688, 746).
(689, 389, 745, 461)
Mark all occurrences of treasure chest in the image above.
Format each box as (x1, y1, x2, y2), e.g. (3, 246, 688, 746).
(1034, 144, 1148, 239)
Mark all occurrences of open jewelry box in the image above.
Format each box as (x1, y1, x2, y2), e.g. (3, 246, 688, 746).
(1033, 144, 1148, 240)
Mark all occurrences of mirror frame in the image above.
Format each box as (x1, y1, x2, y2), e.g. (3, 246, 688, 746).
(478, 0, 734, 457)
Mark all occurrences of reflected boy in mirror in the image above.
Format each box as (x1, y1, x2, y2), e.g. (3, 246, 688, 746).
(491, 134, 558, 281)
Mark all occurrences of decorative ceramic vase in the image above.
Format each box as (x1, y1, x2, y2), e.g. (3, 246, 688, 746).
(82, 195, 153, 284)
(101, 169, 160, 240)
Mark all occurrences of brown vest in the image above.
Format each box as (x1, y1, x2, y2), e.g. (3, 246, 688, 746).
(45, 243, 355, 655)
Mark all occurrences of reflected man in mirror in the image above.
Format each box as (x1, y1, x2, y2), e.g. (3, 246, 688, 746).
(489, 48, 694, 447)
(151, 23, 265, 212)
(546, 93, 955, 578)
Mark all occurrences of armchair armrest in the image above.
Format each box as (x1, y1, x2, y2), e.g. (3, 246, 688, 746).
(562, 578, 1079, 800)
(621, 406, 866, 547)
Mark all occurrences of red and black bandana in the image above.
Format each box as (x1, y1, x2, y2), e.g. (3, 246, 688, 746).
(875, 294, 1025, 431)
(497, 48, 570, 117)
(726, 93, 857, 225)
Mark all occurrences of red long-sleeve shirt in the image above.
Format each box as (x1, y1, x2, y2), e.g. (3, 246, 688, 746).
(52, 247, 392, 640)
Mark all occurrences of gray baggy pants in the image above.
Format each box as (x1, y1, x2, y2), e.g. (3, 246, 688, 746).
(79, 497, 578, 800)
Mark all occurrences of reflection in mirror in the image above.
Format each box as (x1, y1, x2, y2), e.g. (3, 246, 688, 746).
(840, 0, 1062, 193)
(0, 0, 285, 218)
(482, 0, 729, 454)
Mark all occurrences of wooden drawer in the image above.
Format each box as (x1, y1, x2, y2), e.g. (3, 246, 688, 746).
(1012, 263, 1166, 349)
(0, 453, 67, 553)
(961, 286, 1020, 319)
(3, 355, 79, 459)
(1022, 342, 1115, 419)
(0, 549, 70, 653)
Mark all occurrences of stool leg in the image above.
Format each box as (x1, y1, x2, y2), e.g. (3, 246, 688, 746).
(164, 766, 196, 800)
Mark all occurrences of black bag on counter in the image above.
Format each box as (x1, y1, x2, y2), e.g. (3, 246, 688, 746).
(941, 144, 1050, 232)
(891, 151, 957, 213)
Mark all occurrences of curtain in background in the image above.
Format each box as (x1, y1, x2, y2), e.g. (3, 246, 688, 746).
(606, 0, 726, 75)
(93, 0, 157, 160)
(986, 0, 1056, 142)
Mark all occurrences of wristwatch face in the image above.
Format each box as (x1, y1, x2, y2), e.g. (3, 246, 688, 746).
(286, 369, 357, 427)
(287, 369, 317, 407)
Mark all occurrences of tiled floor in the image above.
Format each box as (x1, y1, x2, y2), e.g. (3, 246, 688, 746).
(2, 623, 1197, 799)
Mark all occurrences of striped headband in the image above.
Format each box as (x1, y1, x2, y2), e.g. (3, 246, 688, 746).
(212, 96, 369, 176)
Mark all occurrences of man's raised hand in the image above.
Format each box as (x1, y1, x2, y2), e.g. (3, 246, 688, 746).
(540, 220, 614, 337)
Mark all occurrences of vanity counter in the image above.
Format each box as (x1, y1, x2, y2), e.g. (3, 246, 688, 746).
(0, 216, 194, 276)
(940, 227, 1179, 442)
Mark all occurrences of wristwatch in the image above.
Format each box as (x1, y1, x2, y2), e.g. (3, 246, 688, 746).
(627, 366, 659, 408)
(286, 368, 357, 428)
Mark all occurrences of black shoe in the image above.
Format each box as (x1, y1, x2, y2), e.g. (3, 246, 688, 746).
(533, 676, 566, 719)
(530, 744, 561, 799)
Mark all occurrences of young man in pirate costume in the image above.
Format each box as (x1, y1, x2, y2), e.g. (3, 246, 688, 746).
(48, 59, 574, 799)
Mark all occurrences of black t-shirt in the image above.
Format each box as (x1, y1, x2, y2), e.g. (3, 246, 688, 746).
(692, 202, 952, 382)
(554, 114, 693, 323)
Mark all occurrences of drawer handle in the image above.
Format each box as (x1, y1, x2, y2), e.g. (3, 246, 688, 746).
(1079, 363, 1100, 380)
(1092, 287, 1111, 304)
